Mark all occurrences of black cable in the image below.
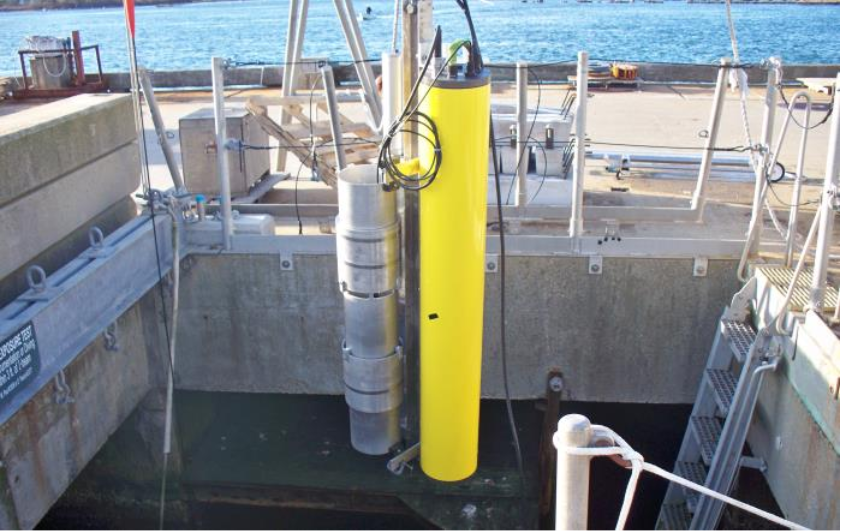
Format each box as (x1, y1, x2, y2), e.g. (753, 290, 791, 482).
(528, 135, 549, 203)
(779, 86, 835, 131)
(588, 140, 752, 152)
(378, 30, 452, 191)
(505, 67, 543, 204)
(489, 115, 527, 497)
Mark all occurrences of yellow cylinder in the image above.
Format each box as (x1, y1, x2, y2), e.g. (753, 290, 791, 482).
(419, 71, 490, 482)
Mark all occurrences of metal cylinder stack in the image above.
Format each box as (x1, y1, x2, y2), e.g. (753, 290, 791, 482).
(336, 164, 402, 455)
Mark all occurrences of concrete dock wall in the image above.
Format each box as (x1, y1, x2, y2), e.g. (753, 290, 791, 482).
(0, 294, 165, 529)
(23, 62, 835, 91)
(0, 94, 139, 301)
(173, 253, 740, 403)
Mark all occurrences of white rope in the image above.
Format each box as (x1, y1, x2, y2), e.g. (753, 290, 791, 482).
(555, 424, 810, 531)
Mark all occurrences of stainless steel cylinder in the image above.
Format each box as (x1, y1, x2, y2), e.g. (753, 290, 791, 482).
(336, 163, 402, 455)
(336, 222, 399, 296)
(343, 292, 399, 358)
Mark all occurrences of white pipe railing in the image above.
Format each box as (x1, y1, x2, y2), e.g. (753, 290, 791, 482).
(211, 56, 234, 250)
(809, 74, 841, 313)
(569, 51, 587, 245)
(515, 61, 529, 208)
(783, 91, 813, 267)
(691, 58, 729, 216)
(552, 414, 810, 531)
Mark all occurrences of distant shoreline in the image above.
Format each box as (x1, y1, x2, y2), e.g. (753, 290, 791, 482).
(0, 0, 234, 12)
(0, 0, 838, 12)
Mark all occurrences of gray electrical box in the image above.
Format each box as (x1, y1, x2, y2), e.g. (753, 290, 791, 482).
(179, 106, 270, 197)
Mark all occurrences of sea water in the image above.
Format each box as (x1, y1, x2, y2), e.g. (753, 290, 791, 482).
(0, 0, 839, 76)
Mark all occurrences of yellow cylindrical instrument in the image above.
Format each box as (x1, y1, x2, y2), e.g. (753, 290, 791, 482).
(418, 69, 490, 482)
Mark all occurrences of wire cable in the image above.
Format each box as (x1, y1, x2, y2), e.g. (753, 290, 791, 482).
(489, 115, 527, 496)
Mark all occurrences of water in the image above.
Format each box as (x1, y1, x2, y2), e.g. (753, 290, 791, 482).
(0, 0, 838, 76)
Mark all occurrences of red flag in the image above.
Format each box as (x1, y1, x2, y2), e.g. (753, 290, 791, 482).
(123, 0, 136, 39)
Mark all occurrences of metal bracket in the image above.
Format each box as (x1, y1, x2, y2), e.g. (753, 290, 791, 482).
(53, 369, 74, 405)
(81, 226, 116, 259)
(18, 265, 61, 302)
(485, 254, 499, 274)
(279, 251, 294, 271)
(588, 255, 603, 275)
(739, 456, 767, 472)
(102, 322, 119, 352)
(387, 442, 420, 475)
(694, 257, 709, 277)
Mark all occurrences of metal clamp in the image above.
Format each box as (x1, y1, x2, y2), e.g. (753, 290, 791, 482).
(102, 322, 119, 352)
(386, 442, 420, 475)
(485, 254, 499, 274)
(693, 257, 709, 277)
(588, 255, 603, 275)
(53, 369, 74, 405)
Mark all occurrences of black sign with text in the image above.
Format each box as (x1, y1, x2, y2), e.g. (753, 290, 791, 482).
(0, 322, 41, 407)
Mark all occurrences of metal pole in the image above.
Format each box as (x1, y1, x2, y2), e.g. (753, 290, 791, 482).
(211, 57, 233, 251)
(747, 60, 780, 256)
(382, 51, 403, 137)
(71, 30, 85, 86)
(515, 61, 529, 208)
(139, 68, 185, 192)
(401, 0, 420, 445)
(569, 51, 588, 244)
(809, 75, 840, 313)
(554, 414, 594, 531)
(276, 0, 301, 172)
(321, 65, 347, 171)
(288, 0, 309, 102)
(784, 92, 813, 267)
(333, 0, 382, 126)
(691, 58, 729, 216)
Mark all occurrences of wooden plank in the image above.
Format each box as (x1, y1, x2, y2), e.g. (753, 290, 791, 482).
(246, 101, 337, 188)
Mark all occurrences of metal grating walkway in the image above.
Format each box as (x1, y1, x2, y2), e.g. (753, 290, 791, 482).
(722, 319, 755, 363)
(706, 369, 737, 415)
(756, 265, 839, 312)
(691, 415, 723, 466)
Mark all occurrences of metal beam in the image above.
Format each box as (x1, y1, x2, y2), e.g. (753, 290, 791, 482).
(0, 215, 173, 426)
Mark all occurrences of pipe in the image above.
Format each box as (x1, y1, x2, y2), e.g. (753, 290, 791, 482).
(746, 60, 780, 258)
(809, 74, 840, 313)
(288, 0, 309, 106)
(569, 51, 588, 244)
(336, 164, 402, 455)
(382, 51, 403, 138)
(515, 61, 529, 207)
(691, 58, 729, 216)
(211, 57, 233, 250)
(774, 206, 822, 335)
(554, 414, 594, 530)
(784, 92, 813, 267)
(139, 68, 185, 192)
(320, 65, 347, 171)
(277, 0, 301, 172)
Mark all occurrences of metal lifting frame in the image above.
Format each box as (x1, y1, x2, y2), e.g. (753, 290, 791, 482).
(275, 0, 382, 173)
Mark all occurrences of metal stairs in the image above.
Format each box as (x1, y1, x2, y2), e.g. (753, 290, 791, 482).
(656, 277, 782, 530)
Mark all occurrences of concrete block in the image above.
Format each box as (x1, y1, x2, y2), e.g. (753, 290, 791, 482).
(0, 94, 136, 208)
(0, 144, 139, 282)
(0, 301, 153, 529)
(173, 253, 739, 403)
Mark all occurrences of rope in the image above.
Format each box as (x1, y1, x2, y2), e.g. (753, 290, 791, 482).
(554, 424, 810, 531)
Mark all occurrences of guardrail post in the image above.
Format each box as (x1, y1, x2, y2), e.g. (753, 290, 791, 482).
(691, 58, 729, 216)
(554, 414, 594, 530)
(211, 56, 233, 250)
(569, 51, 588, 246)
(810, 74, 840, 312)
(516, 61, 529, 207)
